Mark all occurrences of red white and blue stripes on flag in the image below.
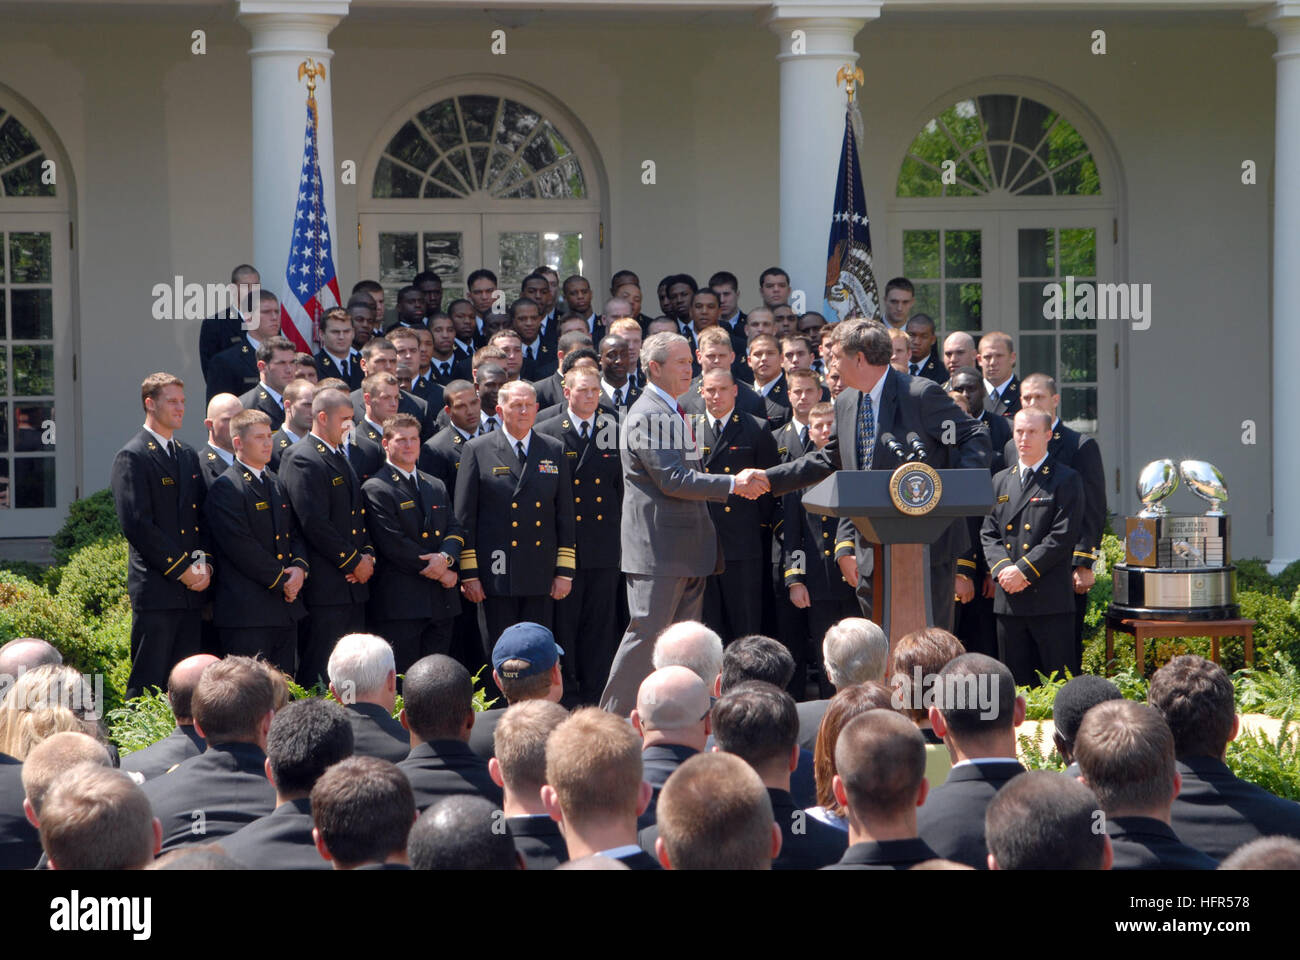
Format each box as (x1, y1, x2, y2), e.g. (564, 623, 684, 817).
(280, 93, 340, 352)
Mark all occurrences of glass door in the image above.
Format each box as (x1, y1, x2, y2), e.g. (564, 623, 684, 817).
(361, 213, 482, 326)
(481, 214, 597, 300)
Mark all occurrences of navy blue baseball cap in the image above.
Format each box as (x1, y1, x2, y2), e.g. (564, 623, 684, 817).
(492, 622, 564, 679)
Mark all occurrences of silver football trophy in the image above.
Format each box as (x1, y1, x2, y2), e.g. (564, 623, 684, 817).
(1110, 458, 1238, 621)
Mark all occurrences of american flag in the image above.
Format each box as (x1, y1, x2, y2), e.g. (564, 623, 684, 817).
(280, 91, 340, 352)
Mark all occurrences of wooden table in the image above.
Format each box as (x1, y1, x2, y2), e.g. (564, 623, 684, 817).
(1104, 616, 1255, 677)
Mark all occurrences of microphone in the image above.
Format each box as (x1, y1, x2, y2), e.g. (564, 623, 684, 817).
(879, 432, 910, 462)
(905, 432, 929, 462)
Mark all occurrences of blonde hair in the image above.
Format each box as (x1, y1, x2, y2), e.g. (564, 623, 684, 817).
(0, 665, 99, 760)
(545, 708, 643, 823)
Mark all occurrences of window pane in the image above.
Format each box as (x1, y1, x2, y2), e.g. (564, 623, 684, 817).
(1061, 334, 1096, 383)
(11, 289, 52, 340)
(541, 232, 584, 278)
(372, 158, 422, 198)
(913, 282, 940, 320)
(897, 156, 942, 198)
(1059, 228, 1096, 276)
(416, 99, 463, 152)
(486, 148, 512, 191)
(1014, 101, 1056, 153)
(12, 345, 53, 395)
(500, 181, 537, 199)
(1, 156, 54, 197)
(429, 160, 468, 195)
(0, 346, 7, 392)
(497, 233, 540, 294)
(945, 283, 982, 332)
(0, 458, 8, 508)
(0, 292, 6, 338)
(1061, 387, 1098, 434)
(14, 456, 54, 508)
(0, 401, 7, 452)
(1018, 228, 1054, 277)
(1020, 334, 1055, 381)
(939, 100, 983, 153)
(470, 146, 490, 189)
(977, 94, 1017, 143)
(1009, 152, 1049, 194)
(421, 178, 460, 199)
(378, 232, 417, 323)
(422, 233, 464, 299)
(458, 95, 499, 143)
(386, 121, 437, 172)
(944, 231, 981, 278)
(14, 402, 51, 452)
(0, 115, 40, 166)
(496, 100, 539, 155)
(9, 233, 51, 283)
(903, 230, 939, 278)
(1019, 282, 1054, 331)
(445, 149, 474, 191)
(1054, 154, 1101, 196)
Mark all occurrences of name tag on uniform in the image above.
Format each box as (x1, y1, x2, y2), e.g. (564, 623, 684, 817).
(255, 501, 269, 511)
(565, 450, 578, 458)
(161, 477, 174, 485)
(400, 500, 416, 510)
(778, 447, 788, 456)
(997, 494, 1010, 503)
(538, 460, 558, 474)
(492, 466, 512, 476)
(332, 476, 345, 486)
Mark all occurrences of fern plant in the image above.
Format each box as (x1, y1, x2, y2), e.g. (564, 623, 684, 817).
(1225, 717, 1300, 801)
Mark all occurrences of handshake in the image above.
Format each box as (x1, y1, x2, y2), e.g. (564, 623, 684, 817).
(734, 468, 771, 500)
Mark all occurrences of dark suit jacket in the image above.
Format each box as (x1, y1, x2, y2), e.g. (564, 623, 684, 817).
(508, 815, 568, 870)
(199, 443, 235, 490)
(1106, 815, 1218, 870)
(796, 699, 830, 753)
(983, 411, 1013, 475)
(637, 743, 697, 829)
(344, 702, 410, 763)
(398, 739, 503, 811)
(679, 376, 767, 421)
(140, 742, 278, 851)
(532, 371, 567, 410)
(697, 411, 780, 562)
(1168, 756, 1300, 861)
(111, 430, 210, 612)
(982, 460, 1083, 616)
(522, 341, 559, 382)
(468, 707, 504, 759)
(362, 466, 463, 621)
(822, 836, 940, 870)
(315, 349, 363, 390)
(219, 797, 329, 870)
(916, 759, 1025, 869)
(909, 351, 946, 384)
(0, 753, 41, 870)
(207, 337, 260, 401)
(200, 310, 247, 381)
(418, 426, 475, 507)
(120, 724, 206, 781)
(772, 788, 847, 869)
(238, 383, 286, 431)
(985, 375, 1021, 418)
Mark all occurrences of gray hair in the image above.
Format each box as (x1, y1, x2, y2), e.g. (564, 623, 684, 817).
(327, 633, 396, 698)
(653, 621, 724, 687)
(641, 331, 687, 379)
(498, 380, 537, 405)
(823, 618, 889, 689)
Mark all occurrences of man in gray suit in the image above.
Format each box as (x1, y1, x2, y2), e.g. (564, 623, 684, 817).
(599, 333, 768, 715)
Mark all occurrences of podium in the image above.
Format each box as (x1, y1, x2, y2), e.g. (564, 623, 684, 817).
(801, 467, 995, 645)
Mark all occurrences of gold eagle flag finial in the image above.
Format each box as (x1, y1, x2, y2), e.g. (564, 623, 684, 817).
(836, 64, 864, 104)
(298, 58, 326, 96)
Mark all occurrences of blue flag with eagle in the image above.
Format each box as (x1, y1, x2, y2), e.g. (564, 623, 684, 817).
(824, 107, 881, 324)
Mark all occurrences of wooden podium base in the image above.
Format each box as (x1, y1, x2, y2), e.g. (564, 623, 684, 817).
(877, 542, 932, 646)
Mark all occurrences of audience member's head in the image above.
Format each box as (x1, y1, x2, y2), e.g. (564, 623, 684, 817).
(311, 756, 416, 869)
(0, 637, 62, 690)
(711, 681, 799, 787)
(148, 847, 247, 870)
(265, 698, 354, 801)
(1075, 699, 1180, 820)
(408, 795, 522, 870)
(889, 628, 965, 725)
(813, 682, 895, 817)
(555, 853, 630, 871)
(491, 622, 564, 705)
(489, 699, 569, 815)
(654, 752, 779, 870)
(928, 653, 1023, 761)
(0, 664, 100, 760)
(985, 771, 1111, 870)
(190, 656, 276, 749)
(166, 654, 219, 724)
(543, 708, 650, 851)
(1220, 836, 1300, 870)
(21, 731, 111, 826)
(652, 621, 724, 687)
(832, 710, 928, 842)
(822, 618, 889, 691)
(327, 633, 398, 713)
(1052, 675, 1123, 763)
(401, 655, 474, 745)
(632, 666, 711, 752)
(719, 635, 795, 696)
(1148, 655, 1238, 761)
(40, 764, 161, 870)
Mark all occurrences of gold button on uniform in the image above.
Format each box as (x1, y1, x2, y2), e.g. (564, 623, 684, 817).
(1022, 543, 1029, 550)
(575, 497, 581, 503)
(276, 553, 284, 560)
(421, 532, 429, 538)
(1005, 523, 1013, 530)
(512, 502, 518, 509)
(535, 520, 542, 527)
(574, 479, 580, 486)
(512, 521, 518, 527)
(724, 506, 731, 513)
(535, 501, 541, 508)
(535, 540, 541, 546)
(824, 549, 831, 556)
(594, 478, 600, 484)
(595, 497, 602, 503)
(577, 515, 582, 522)
(724, 467, 731, 473)
(511, 540, 518, 547)
(596, 514, 602, 520)
(1024, 523, 1031, 530)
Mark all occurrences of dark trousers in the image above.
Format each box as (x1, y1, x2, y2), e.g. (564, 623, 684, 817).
(219, 625, 298, 677)
(553, 567, 621, 706)
(955, 588, 999, 658)
(127, 607, 201, 699)
(481, 594, 553, 701)
(298, 603, 368, 689)
(703, 558, 763, 643)
(373, 617, 455, 677)
(996, 612, 1076, 687)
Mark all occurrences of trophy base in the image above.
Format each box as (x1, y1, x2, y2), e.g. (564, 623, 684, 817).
(1109, 564, 1238, 622)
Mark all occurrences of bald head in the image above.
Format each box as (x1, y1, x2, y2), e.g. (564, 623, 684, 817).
(204, 393, 244, 453)
(652, 621, 724, 687)
(21, 731, 111, 819)
(168, 654, 219, 724)
(942, 331, 977, 376)
(0, 638, 62, 689)
(633, 666, 711, 751)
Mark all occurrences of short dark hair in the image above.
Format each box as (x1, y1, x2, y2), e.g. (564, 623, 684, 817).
(412, 270, 442, 287)
(346, 293, 376, 313)
(985, 771, 1108, 869)
(396, 284, 420, 303)
(905, 313, 936, 334)
(352, 279, 383, 297)
(759, 267, 789, 286)
(1052, 675, 1123, 753)
(408, 795, 520, 870)
(402, 655, 472, 741)
(708, 270, 739, 291)
(266, 698, 354, 796)
(832, 319, 893, 366)
(1074, 699, 1177, 814)
(610, 269, 639, 293)
(834, 709, 926, 818)
(231, 263, 259, 283)
(1148, 655, 1236, 760)
(933, 653, 1016, 735)
(311, 756, 414, 867)
(558, 330, 594, 355)
(467, 268, 497, 288)
(711, 682, 798, 772)
(667, 273, 698, 293)
(656, 752, 774, 869)
(191, 656, 275, 743)
(885, 277, 915, 296)
(520, 272, 549, 293)
(560, 347, 599, 375)
(691, 287, 720, 306)
(255, 334, 294, 365)
(508, 297, 541, 321)
(719, 635, 795, 694)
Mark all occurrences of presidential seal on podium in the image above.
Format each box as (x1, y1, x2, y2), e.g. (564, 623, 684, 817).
(889, 462, 943, 517)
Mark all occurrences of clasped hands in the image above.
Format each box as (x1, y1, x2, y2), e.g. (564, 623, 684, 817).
(733, 468, 770, 500)
(997, 565, 1030, 594)
(418, 553, 458, 588)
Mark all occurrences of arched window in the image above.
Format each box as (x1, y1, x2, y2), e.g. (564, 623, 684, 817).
(0, 109, 57, 198)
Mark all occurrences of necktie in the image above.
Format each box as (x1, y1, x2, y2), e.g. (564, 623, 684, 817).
(515, 440, 527, 463)
(439, 362, 449, 378)
(614, 388, 623, 407)
(799, 425, 808, 448)
(910, 362, 919, 376)
(526, 346, 535, 362)
(1021, 466, 1033, 489)
(580, 420, 590, 441)
(856, 393, 874, 469)
(165, 439, 175, 461)
(713, 418, 724, 437)
(484, 417, 496, 432)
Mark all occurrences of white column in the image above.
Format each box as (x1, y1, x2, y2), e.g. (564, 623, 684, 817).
(238, 0, 349, 315)
(1252, 4, 1300, 571)
(765, 3, 878, 308)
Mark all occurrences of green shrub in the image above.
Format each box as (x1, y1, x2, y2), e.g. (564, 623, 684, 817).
(1017, 725, 1066, 771)
(0, 559, 49, 585)
(1234, 653, 1300, 720)
(1225, 719, 1300, 801)
(1236, 557, 1278, 596)
(56, 536, 129, 619)
(106, 688, 176, 755)
(50, 488, 121, 566)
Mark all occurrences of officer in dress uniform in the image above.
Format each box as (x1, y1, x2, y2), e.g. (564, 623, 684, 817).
(904, 314, 946, 384)
(747, 334, 792, 429)
(269, 377, 316, 472)
(680, 327, 768, 421)
(418, 380, 480, 501)
(455, 381, 577, 673)
(315, 308, 364, 390)
(111, 373, 212, 698)
(352, 371, 400, 482)
(362, 413, 465, 675)
(979, 331, 1021, 418)
(597, 334, 641, 412)
(200, 393, 242, 489)
(695, 369, 780, 642)
(981, 408, 1084, 686)
(203, 409, 308, 674)
(199, 265, 259, 384)
(237, 335, 297, 431)
(535, 365, 624, 705)
(277, 387, 376, 686)
(207, 290, 282, 401)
